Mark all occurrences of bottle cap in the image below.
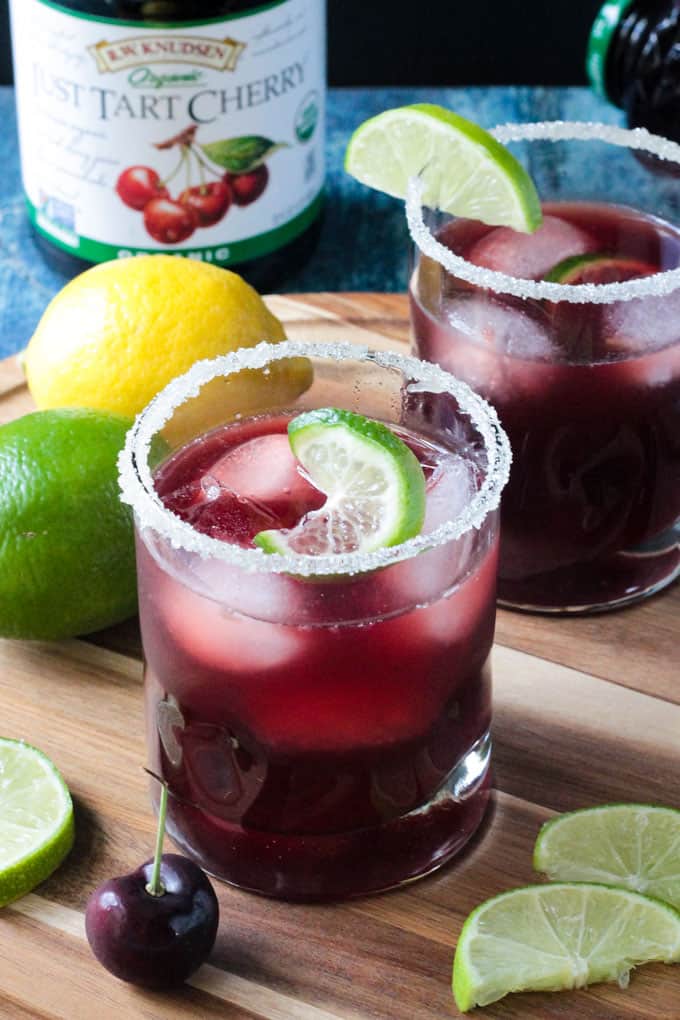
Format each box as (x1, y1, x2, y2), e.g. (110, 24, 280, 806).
(586, 0, 636, 102)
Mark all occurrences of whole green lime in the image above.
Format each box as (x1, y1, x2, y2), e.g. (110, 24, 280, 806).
(0, 409, 136, 639)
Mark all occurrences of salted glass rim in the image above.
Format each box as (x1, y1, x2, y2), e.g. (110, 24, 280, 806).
(407, 120, 680, 304)
(118, 340, 511, 576)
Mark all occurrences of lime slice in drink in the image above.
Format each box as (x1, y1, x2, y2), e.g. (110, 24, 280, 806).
(453, 882, 680, 1012)
(544, 253, 655, 284)
(534, 804, 680, 909)
(345, 103, 542, 232)
(0, 737, 75, 907)
(253, 407, 426, 556)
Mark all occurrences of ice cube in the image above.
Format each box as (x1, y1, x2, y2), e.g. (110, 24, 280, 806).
(444, 294, 556, 360)
(206, 434, 323, 515)
(469, 215, 597, 280)
(603, 289, 680, 358)
(159, 578, 306, 675)
(390, 536, 498, 651)
(422, 452, 478, 535)
(381, 453, 479, 613)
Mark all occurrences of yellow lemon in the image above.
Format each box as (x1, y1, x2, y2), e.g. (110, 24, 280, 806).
(24, 256, 299, 417)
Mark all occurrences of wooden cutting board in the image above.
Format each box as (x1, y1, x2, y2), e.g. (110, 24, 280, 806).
(1, 292, 679, 1020)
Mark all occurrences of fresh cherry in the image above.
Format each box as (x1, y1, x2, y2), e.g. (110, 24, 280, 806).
(85, 784, 219, 988)
(226, 164, 269, 206)
(116, 166, 169, 211)
(179, 180, 232, 227)
(143, 197, 197, 244)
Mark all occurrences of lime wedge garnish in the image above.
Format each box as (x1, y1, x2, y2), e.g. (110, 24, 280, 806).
(0, 737, 75, 906)
(452, 882, 680, 1012)
(253, 407, 426, 556)
(345, 103, 542, 233)
(544, 253, 655, 284)
(534, 804, 680, 909)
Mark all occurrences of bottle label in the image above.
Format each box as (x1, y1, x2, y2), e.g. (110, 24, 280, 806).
(9, 0, 325, 266)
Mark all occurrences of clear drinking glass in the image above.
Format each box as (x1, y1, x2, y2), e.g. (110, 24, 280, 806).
(119, 340, 510, 900)
(409, 122, 680, 612)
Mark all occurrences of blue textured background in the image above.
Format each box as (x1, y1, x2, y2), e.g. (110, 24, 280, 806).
(0, 85, 620, 358)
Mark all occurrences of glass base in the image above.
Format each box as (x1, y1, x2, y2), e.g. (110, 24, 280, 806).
(498, 529, 680, 615)
(161, 731, 492, 902)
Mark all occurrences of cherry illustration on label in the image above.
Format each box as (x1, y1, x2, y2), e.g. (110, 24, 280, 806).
(114, 125, 286, 245)
(116, 166, 169, 211)
(227, 164, 270, 206)
(144, 198, 197, 244)
(179, 180, 232, 227)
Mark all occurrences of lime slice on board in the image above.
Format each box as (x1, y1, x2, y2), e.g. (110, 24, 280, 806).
(534, 804, 680, 909)
(254, 407, 426, 556)
(345, 103, 542, 233)
(544, 253, 656, 284)
(0, 737, 75, 907)
(452, 882, 680, 1012)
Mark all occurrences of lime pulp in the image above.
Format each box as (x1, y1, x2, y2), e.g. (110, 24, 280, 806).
(534, 803, 680, 909)
(0, 737, 74, 907)
(254, 407, 426, 556)
(345, 103, 542, 233)
(452, 882, 680, 1012)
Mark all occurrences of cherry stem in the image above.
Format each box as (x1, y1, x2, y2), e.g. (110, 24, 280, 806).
(145, 781, 168, 898)
(183, 146, 192, 191)
(190, 144, 224, 181)
(160, 149, 187, 189)
(194, 146, 206, 188)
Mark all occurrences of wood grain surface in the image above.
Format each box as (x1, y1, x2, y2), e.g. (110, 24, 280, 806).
(1, 293, 679, 1020)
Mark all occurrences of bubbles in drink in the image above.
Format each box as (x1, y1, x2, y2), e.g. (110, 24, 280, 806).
(468, 215, 596, 279)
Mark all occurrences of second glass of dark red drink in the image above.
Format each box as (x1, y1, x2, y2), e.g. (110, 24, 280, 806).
(409, 122, 680, 612)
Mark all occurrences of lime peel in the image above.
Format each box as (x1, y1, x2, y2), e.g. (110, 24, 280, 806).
(0, 737, 74, 907)
(254, 407, 426, 556)
(452, 881, 680, 1012)
(544, 253, 654, 284)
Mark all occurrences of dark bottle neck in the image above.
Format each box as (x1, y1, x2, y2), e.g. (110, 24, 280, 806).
(606, 0, 680, 108)
(55, 0, 276, 19)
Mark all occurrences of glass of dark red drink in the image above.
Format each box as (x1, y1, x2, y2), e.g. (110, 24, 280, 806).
(409, 122, 680, 612)
(119, 340, 510, 900)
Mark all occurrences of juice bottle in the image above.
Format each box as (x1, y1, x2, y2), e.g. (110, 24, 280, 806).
(587, 0, 680, 145)
(9, 0, 325, 288)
